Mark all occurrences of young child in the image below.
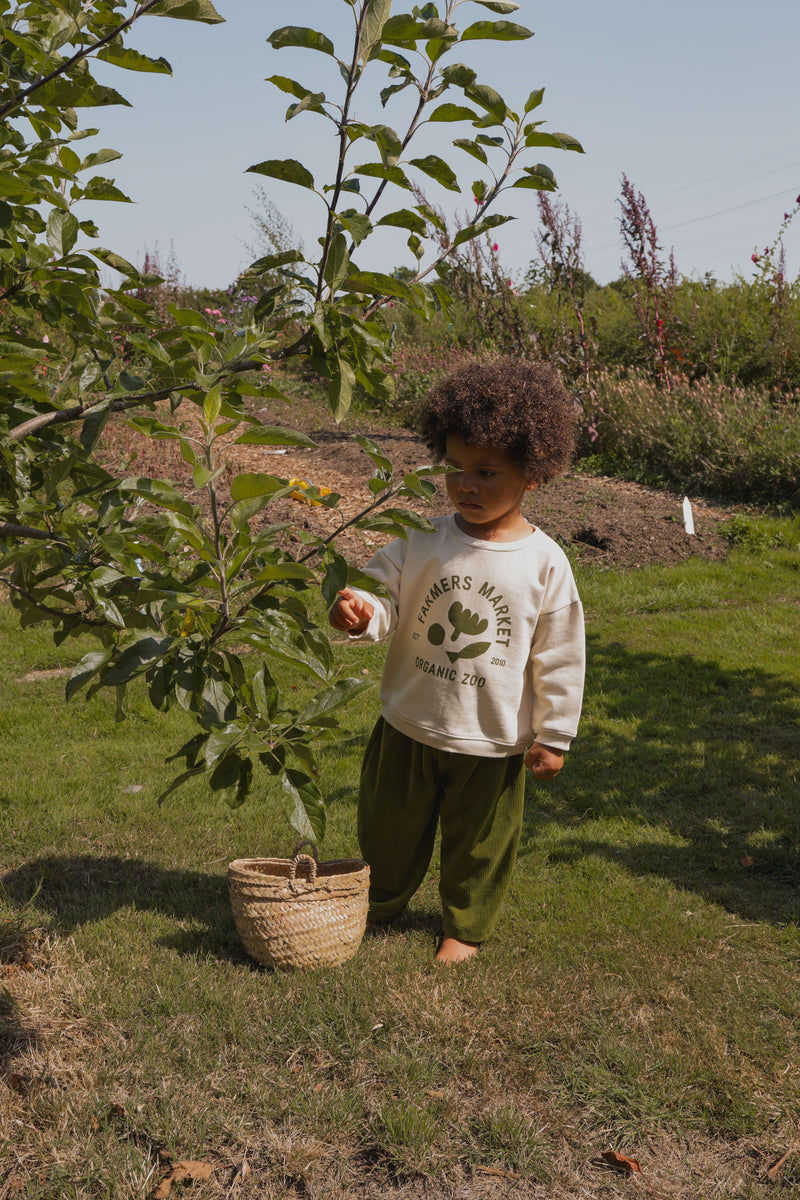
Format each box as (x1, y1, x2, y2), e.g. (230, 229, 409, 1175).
(329, 358, 585, 963)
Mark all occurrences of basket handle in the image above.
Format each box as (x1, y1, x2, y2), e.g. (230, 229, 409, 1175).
(289, 841, 318, 890)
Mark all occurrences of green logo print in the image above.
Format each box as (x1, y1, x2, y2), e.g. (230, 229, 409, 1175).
(427, 601, 492, 663)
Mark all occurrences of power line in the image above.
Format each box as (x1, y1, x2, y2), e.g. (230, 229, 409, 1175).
(661, 187, 799, 232)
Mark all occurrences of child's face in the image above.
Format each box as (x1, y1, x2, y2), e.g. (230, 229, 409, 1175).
(443, 433, 537, 540)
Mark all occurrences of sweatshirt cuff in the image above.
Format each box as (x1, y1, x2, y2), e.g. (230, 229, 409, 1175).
(533, 730, 575, 752)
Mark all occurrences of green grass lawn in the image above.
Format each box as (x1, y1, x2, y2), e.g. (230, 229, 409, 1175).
(1, 532, 799, 1199)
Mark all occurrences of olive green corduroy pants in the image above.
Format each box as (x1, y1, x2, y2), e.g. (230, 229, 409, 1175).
(357, 717, 526, 943)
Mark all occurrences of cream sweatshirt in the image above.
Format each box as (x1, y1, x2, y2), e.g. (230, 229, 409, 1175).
(348, 514, 585, 756)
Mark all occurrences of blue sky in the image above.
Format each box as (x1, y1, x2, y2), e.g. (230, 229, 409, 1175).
(86, 0, 800, 290)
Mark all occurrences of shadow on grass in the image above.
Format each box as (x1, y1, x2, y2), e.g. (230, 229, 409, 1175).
(0, 855, 249, 965)
(523, 636, 800, 924)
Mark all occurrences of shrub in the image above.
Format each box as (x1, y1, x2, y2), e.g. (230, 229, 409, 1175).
(585, 369, 800, 506)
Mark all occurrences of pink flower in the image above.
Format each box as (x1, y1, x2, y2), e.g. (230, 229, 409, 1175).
(491, 243, 499, 252)
(796, 193, 800, 204)
(42, 334, 49, 343)
(751, 253, 760, 263)
(588, 424, 598, 443)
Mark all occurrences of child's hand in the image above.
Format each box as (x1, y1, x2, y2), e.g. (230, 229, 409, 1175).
(524, 742, 564, 780)
(329, 587, 374, 634)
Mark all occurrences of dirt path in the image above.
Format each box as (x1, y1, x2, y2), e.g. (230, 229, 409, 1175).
(219, 411, 732, 571)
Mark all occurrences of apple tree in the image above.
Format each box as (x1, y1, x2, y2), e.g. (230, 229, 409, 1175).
(0, 0, 582, 836)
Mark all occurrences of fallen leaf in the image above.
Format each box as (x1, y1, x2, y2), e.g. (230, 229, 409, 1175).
(313, 1082, 323, 1093)
(425, 1088, 445, 1100)
(741, 855, 754, 868)
(601, 1149, 642, 1174)
(8, 1074, 28, 1095)
(153, 1160, 214, 1199)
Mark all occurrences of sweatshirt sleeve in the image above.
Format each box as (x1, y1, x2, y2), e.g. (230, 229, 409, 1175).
(529, 594, 585, 752)
(345, 537, 407, 643)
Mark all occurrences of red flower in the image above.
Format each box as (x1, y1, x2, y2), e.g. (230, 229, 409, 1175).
(751, 253, 760, 263)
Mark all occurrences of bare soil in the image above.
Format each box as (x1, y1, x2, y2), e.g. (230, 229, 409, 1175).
(220, 403, 733, 571)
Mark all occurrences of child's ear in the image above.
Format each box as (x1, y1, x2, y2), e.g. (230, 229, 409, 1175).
(525, 480, 538, 493)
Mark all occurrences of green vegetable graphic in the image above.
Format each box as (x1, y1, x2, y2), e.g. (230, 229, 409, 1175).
(447, 601, 488, 641)
(446, 641, 492, 664)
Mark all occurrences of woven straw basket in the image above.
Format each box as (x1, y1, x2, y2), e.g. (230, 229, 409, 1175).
(228, 842, 370, 971)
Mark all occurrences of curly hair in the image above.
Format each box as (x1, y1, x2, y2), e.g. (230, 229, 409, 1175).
(418, 358, 575, 484)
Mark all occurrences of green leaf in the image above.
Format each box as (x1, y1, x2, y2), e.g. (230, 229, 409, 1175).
(513, 163, 557, 191)
(465, 83, 507, 122)
(321, 552, 349, 609)
(229, 473, 286, 502)
(210, 752, 252, 808)
(354, 433, 394, 474)
(415, 202, 447, 233)
(266, 75, 316, 100)
(99, 636, 175, 688)
(268, 26, 336, 56)
(360, 0, 393, 60)
(90, 247, 139, 276)
(82, 177, 132, 203)
(205, 725, 243, 767)
(440, 63, 477, 88)
(46, 210, 79, 256)
(524, 130, 584, 153)
(471, 1, 521, 11)
(524, 87, 545, 113)
(296, 677, 374, 726)
(428, 103, 480, 123)
(202, 676, 237, 725)
(380, 14, 430, 43)
(286, 91, 327, 120)
(408, 155, 459, 192)
(203, 384, 222, 425)
(97, 45, 172, 73)
(282, 769, 326, 841)
(336, 210, 372, 245)
(66, 650, 109, 701)
(460, 20, 532, 41)
(247, 248, 304, 272)
(147, 0, 224, 22)
(234, 426, 318, 448)
(250, 561, 317, 584)
(374, 506, 435, 532)
(328, 356, 355, 421)
(352, 162, 413, 191)
(246, 160, 315, 190)
(452, 138, 488, 165)
(324, 232, 350, 290)
(376, 208, 428, 235)
(452, 213, 514, 247)
(340, 271, 414, 303)
(253, 662, 278, 721)
(118, 477, 196, 517)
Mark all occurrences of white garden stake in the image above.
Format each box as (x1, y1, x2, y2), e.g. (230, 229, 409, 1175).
(682, 497, 695, 536)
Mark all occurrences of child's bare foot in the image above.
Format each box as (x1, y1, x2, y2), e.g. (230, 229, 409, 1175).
(435, 936, 480, 963)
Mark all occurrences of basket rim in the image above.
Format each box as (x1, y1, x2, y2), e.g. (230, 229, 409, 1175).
(228, 856, 369, 880)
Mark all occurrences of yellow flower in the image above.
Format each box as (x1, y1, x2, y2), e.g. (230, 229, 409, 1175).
(288, 478, 333, 506)
(180, 608, 196, 637)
